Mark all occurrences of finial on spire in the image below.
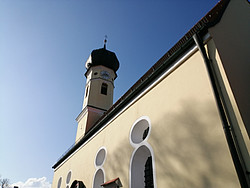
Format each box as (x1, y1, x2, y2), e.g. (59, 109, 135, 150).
(104, 35, 108, 49)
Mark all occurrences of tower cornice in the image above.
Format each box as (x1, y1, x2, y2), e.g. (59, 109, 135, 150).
(76, 105, 107, 123)
(86, 77, 114, 87)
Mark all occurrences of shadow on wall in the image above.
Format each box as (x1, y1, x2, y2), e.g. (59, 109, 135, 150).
(104, 138, 132, 186)
(151, 99, 240, 188)
(100, 99, 240, 187)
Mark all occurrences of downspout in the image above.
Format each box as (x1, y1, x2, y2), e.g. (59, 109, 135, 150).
(193, 33, 250, 188)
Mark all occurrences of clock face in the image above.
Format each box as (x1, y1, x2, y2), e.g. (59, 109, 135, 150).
(101, 71, 110, 80)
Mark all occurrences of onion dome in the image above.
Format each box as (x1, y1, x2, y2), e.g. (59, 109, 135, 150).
(85, 46, 119, 73)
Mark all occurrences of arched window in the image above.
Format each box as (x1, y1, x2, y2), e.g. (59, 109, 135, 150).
(93, 169, 104, 188)
(93, 147, 106, 188)
(130, 116, 155, 188)
(131, 145, 154, 188)
(101, 83, 108, 95)
(95, 148, 106, 167)
(130, 117, 151, 146)
(66, 171, 72, 188)
(57, 177, 62, 188)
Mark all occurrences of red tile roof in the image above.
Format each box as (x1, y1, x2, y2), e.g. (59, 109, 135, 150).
(101, 177, 120, 186)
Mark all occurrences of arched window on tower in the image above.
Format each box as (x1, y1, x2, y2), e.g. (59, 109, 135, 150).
(85, 86, 89, 97)
(101, 83, 108, 95)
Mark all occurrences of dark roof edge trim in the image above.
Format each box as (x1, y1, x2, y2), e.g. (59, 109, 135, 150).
(52, 0, 230, 169)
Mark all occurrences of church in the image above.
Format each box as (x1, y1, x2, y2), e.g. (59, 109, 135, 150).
(52, 0, 250, 187)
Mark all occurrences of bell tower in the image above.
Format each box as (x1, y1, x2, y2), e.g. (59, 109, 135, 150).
(75, 40, 119, 141)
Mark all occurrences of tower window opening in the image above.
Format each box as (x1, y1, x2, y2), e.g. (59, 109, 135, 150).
(101, 83, 108, 95)
(85, 86, 89, 97)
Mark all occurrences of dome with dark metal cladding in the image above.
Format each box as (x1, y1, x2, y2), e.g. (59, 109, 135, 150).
(85, 47, 119, 72)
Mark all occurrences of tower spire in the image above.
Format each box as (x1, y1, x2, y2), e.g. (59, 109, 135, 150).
(104, 35, 107, 49)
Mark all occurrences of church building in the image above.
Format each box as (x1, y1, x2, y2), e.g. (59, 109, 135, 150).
(52, 0, 250, 187)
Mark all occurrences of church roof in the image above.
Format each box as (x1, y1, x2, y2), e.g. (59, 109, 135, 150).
(85, 47, 119, 73)
(53, 0, 230, 169)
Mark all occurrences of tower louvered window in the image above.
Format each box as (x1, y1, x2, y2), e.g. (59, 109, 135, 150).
(101, 83, 108, 95)
(85, 86, 89, 97)
(144, 156, 154, 188)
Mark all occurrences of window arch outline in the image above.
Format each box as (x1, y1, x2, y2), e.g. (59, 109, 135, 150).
(129, 116, 156, 187)
(129, 144, 157, 188)
(129, 116, 152, 148)
(94, 147, 107, 168)
(92, 168, 105, 188)
(92, 147, 107, 188)
(66, 170, 72, 185)
(57, 176, 62, 188)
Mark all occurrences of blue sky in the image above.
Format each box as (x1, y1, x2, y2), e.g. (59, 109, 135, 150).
(0, 0, 218, 186)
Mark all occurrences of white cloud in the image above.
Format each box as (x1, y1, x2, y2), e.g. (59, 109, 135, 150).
(11, 177, 51, 188)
